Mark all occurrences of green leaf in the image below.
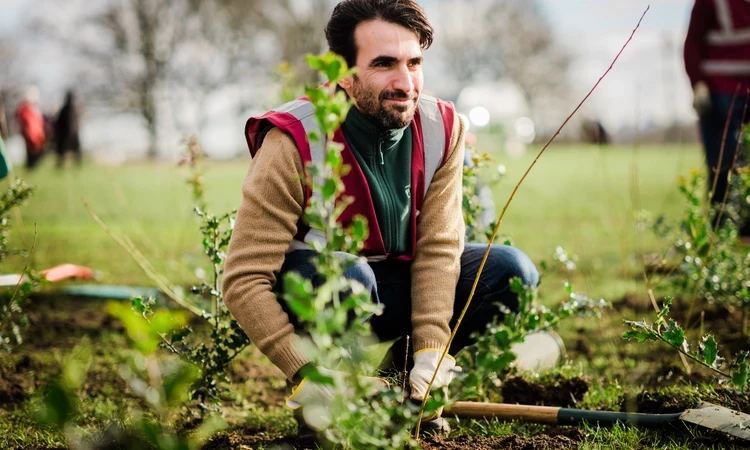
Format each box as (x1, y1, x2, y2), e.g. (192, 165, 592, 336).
(163, 363, 201, 406)
(622, 329, 657, 343)
(35, 381, 77, 429)
(700, 335, 718, 368)
(657, 297, 673, 321)
(171, 327, 192, 344)
(663, 319, 685, 348)
(731, 352, 749, 388)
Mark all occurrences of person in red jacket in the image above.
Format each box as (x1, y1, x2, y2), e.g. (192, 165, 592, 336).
(15, 86, 47, 169)
(684, 0, 750, 237)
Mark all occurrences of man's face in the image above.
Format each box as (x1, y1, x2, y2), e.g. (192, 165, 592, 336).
(340, 19, 424, 130)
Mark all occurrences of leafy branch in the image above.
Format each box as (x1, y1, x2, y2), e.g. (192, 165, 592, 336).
(624, 297, 749, 389)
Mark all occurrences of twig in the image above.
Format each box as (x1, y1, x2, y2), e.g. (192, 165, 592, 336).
(83, 200, 203, 316)
(8, 224, 37, 310)
(402, 335, 410, 395)
(708, 85, 741, 205)
(414, 6, 651, 437)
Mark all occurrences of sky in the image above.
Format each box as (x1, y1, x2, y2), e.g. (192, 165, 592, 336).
(0, 0, 699, 156)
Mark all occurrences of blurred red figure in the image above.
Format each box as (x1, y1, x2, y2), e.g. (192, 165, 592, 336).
(684, 0, 750, 236)
(15, 86, 46, 169)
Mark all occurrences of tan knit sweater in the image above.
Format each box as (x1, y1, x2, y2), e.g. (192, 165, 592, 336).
(223, 114, 466, 380)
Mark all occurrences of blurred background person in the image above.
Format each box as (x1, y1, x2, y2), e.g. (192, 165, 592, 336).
(14, 85, 46, 170)
(54, 89, 82, 168)
(684, 0, 750, 236)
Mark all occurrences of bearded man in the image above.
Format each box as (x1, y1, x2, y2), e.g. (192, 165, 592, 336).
(223, 0, 540, 439)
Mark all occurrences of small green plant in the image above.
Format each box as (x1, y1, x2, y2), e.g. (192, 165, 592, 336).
(281, 52, 429, 449)
(142, 137, 252, 413)
(0, 179, 36, 353)
(624, 296, 749, 390)
(462, 145, 504, 243)
(457, 279, 608, 400)
(650, 169, 750, 334)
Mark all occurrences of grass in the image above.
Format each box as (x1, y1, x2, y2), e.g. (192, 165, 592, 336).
(4, 142, 748, 449)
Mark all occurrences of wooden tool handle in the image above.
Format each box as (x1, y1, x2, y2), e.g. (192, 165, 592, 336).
(445, 401, 683, 428)
(444, 401, 560, 424)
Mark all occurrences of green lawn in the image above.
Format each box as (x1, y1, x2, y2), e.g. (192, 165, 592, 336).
(1, 143, 702, 295)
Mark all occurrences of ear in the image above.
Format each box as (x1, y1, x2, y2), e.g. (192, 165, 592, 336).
(338, 76, 353, 91)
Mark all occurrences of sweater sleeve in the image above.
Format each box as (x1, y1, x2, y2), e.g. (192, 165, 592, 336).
(222, 127, 311, 380)
(409, 114, 467, 354)
(684, 0, 710, 87)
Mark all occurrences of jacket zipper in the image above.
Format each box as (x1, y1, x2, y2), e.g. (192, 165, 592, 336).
(377, 134, 394, 253)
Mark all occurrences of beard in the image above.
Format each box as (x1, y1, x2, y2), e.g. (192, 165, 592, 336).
(351, 76, 419, 130)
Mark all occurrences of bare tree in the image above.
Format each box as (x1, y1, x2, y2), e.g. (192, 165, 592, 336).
(33, 0, 259, 158)
(434, 0, 571, 132)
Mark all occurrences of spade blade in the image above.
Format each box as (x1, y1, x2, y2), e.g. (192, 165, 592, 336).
(680, 401, 750, 441)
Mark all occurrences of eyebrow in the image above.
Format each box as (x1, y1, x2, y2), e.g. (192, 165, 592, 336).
(369, 55, 423, 68)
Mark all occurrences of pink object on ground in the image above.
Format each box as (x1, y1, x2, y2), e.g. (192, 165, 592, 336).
(41, 264, 94, 282)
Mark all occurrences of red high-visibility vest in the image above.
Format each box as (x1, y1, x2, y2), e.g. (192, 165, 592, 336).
(245, 94, 456, 261)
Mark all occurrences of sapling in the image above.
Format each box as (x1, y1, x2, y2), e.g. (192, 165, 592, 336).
(0, 179, 36, 353)
(457, 278, 608, 400)
(624, 296, 749, 390)
(88, 136, 251, 414)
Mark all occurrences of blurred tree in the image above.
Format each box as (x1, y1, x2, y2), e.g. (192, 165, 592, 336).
(32, 0, 333, 158)
(215, 0, 333, 85)
(33, 0, 258, 159)
(434, 0, 571, 134)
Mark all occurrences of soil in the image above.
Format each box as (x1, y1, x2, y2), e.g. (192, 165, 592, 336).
(0, 354, 38, 405)
(420, 428, 585, 450)
(501, 376, 590, 407)
(23, 293, 123, 350)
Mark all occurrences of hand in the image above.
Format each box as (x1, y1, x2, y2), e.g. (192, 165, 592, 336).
(286, 367, 389, 430)
(692, 81, 711, 116)
(409, 349, 461, 402)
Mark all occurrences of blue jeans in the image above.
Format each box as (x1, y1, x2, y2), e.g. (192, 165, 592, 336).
(274, 243, 539, 371)
(699, 92, 750, 235)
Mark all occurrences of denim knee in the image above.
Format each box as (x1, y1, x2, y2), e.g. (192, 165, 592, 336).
(338, 252, 377, 293)
(492, 246, 539, 288)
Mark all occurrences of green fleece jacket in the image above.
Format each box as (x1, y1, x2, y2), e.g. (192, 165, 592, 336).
(342, 106, 413, 255)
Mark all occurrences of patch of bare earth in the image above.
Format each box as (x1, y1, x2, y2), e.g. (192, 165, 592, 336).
(421, 428, 584, 450)
(501, 376, 590, 407)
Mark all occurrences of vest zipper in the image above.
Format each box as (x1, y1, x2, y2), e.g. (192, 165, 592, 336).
(378, 138, 385, 165)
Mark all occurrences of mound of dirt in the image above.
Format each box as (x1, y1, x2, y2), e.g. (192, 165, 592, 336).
(501, 376, 590, 407)
(421, 428, 584, 450)
(621, 391, 693, 414)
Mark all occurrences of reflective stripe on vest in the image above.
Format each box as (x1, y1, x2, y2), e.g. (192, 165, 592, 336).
(707, 0, 750, 45)
(287, 94, 446, 199)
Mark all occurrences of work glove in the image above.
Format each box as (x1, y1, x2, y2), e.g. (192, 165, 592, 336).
(286, 367, 389, 430)
(409, 349, 461, 421)
(692, 81, 711, 116)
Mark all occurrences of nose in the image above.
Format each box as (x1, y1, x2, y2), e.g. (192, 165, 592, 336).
(392, 63, 415, 94)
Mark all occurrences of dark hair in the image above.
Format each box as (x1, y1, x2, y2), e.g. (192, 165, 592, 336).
(325, 0, 434, 68)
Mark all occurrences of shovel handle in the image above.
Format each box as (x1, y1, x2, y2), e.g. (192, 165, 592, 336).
(445, 401, 683, 427)
(445, 402, 560, 424)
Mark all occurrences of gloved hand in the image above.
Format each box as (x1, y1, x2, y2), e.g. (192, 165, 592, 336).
(286, 367, 389, 430)
(692, 81, 711, 116)
(409, 349, 461, 402)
